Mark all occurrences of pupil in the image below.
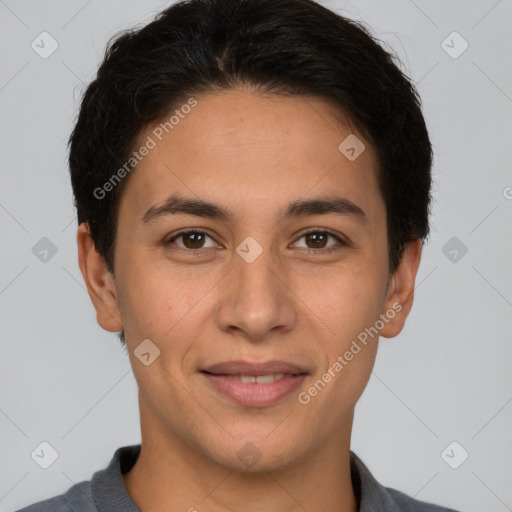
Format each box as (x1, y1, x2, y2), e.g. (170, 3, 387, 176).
(185, 233, 204, 248)
(308, 232, 326, 248)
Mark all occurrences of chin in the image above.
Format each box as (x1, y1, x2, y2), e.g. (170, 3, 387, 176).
(203, 433, 304, 473)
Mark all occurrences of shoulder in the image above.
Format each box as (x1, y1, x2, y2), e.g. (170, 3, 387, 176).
(385, 486, 461, 511)
(350, 451, 462, 512)
(15, 480, 96, 512)
(15, 445, 140, 512)
(384, 487, 457, 512)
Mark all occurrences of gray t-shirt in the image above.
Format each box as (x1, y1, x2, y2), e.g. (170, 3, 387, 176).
(16, 445, 460, 511)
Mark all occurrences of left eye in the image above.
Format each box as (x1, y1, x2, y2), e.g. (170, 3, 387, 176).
(292, 230, 345, 252)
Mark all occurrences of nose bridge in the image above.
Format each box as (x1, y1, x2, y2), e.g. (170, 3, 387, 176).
(216, 242, 297, 339)
(238, 249, 280, 303)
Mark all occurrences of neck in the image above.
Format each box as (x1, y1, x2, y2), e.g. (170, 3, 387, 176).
(123, 397, 358, 512)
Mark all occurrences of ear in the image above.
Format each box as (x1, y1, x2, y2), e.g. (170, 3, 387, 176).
(77, 222, 123, 332)
(379, 238, 422, 339)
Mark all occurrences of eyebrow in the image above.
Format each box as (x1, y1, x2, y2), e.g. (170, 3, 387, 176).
(142, 193, 367, 225)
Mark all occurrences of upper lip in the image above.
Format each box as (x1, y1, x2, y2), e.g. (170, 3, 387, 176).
(201, 360, 309, 376)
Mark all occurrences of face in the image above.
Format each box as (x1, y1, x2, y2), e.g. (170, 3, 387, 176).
(79, 88, 419, 472)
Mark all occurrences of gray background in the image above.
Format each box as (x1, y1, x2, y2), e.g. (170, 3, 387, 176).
(0, 1, 511, 511)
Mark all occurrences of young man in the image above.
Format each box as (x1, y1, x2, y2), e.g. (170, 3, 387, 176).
(18, 0, 461, 510)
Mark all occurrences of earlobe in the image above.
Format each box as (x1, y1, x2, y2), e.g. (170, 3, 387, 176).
(76, 223, 124, 333)
(379, 239, 422, 339)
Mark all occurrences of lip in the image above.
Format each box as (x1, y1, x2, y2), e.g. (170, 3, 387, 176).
(200, 359, 309, 376)
(202, 373, 307, 407)
(200, 360, 309, 407)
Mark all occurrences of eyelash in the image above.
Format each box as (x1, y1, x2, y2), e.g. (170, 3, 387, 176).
(164, 228, 347, 255)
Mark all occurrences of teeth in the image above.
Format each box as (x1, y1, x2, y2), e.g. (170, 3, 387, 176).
(232, 373, 285, 383)
(256, 373, 284, 384)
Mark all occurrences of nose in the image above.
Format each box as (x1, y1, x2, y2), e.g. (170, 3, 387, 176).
(215, 247, 298, 342)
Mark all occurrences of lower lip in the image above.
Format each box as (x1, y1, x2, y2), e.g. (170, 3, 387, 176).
(202, 373, 307, 407)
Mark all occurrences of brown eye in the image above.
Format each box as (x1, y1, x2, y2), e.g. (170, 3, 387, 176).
(165, 230, 217, 250)
(181, 232, 206, 249)
(305, 232, 329, 249)
(293, 230, 346, 253)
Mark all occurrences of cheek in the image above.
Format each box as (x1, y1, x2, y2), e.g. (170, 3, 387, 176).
(299, 264, 383, 391)
(117, 262, 217, 354)
(113, 260, 173, 346)
(297, 263, 384, 340)
(308, 280, 380, 412)
(329, 344, 377, 417)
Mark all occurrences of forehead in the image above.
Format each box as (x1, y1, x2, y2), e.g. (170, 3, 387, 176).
(119, 89, 383, 223)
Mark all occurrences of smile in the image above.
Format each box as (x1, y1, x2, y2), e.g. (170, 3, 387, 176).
(201, 372, 307, 407)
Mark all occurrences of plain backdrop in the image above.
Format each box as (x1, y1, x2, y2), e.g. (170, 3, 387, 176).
(0, 1, 511, 511)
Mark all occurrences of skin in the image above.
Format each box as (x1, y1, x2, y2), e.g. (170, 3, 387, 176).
(77, 87, 421, 512)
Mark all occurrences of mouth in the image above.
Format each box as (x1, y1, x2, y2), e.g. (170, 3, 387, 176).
(200, 360, 309, 407)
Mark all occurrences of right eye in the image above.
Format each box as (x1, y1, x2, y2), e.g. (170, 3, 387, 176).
(164, 229, 220, 251)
